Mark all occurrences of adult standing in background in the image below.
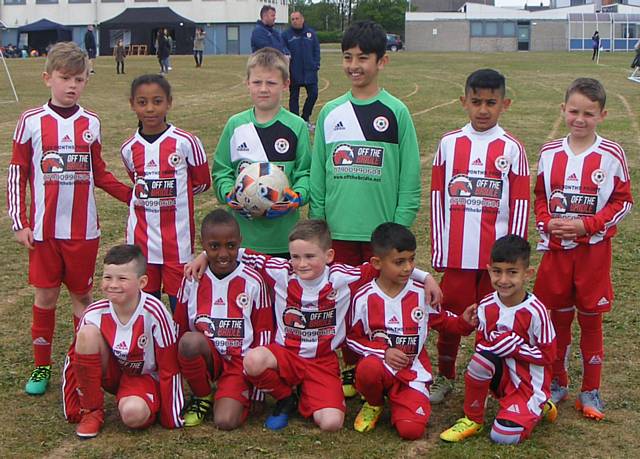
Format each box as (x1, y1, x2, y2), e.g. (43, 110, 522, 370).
(251, 5, 289, 55)
(592, 30, 600, 61)
(165, 29, 173, 71)
(193, 28, 206, 68)
(156, 29, 170, 74)
(84, 25, 97, 74)
(283, 11, 320, 130)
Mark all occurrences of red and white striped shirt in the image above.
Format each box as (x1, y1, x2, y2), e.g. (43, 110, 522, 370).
(120, 125, 210, 264)
(348, 279, 474, 395)
(7, 104, 131, 240)
(534, 136, 633, 251)
(79, 292, 184, 428)
(431, 123, 530, 270)
(240, 250, 380, 359)
(475, 291, 556, 416)
(174, 263, 273, 357)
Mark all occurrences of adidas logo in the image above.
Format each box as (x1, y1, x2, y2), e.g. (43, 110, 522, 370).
(214, 297, 225, 306)
(115, 340, 128, 351)
(588, 355, 603, 365)
(146, 393, 155, 402)
(389, 315, 399, 325)
(597, 297, 609, 306)
(567, 173, 578, 181)
(32, 337, 50, 345)
(415, 406, 426, 416)
(472, 158, 483, 166)
(146, 159, 157, 168)
(237, 142, 249, 152)
(470, 400, 481, 409)
(334, 121, 345, 131)
(61, 134, 72, 143)
(507, 404, 520, 414)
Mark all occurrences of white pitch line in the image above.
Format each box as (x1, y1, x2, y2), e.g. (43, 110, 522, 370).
(412, 99, 457, 117)
(319, 78, 330, 93)
(616, 93, 640, 152)
(403, 83, 419, 99)
(547, 115, 564, 140)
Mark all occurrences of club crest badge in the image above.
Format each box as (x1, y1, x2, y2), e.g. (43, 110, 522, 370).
(495, 155, 511, 173)
(236, 293, 250, 308)
(373, 116, 389, 132)
(274, 138, 290, 154)
(591, 169, 606, 185)
(82, 130, 94, 143)
(168, 153, 181, 167)
(411, 307, 424, 323)
(137, 334, 149, 349)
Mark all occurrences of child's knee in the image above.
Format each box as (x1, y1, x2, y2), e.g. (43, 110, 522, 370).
(355, 356, 383, 384)
(178, 332, 202, 358)
(119, 397, 151, 429)
(314, 409, 344, 432)
(490, 419, 525, 445)
(395, 420, 425, 440)
(75, 325, 102, 353)
(243, 348, 268, 376)
(214, 412, 242, 431)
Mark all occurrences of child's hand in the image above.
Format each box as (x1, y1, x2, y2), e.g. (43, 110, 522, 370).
(384, 347, 410, 371)
(423, 274, 443, 307)
(14, 228, 34, 250)
(225, 191, 253, 220)
(265, 188, 301, 219)
(184, 252, 208, 280)
(548, 218, 586, 240)
(462, 303, 478, 327)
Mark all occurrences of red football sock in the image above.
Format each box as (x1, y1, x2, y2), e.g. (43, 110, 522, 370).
(550, 308, 575, 387)
(178, 353, 213, 397)
(246, 368, 292, 400)
(437, 331, 462, 380)
(341, 345, 359, 367)
(32, 305, 56, 367)
(463, 369, 491, 424)
(73, 353, 103, 411)
(354, 356, 386, 406)
(577, 312, 603, 392)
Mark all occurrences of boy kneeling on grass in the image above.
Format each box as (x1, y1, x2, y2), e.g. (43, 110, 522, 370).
(347, 223, 477, 440)
(62, 244, 184, 438)
(440, 235, 557, 445)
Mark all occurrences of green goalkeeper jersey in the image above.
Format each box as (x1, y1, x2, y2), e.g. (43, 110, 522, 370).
(310, 89, 421, 241)
(212, 107, 311, 253)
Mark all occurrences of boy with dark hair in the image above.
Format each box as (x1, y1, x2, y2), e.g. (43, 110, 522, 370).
(213, 47, 310, 257)
(347, 223, 477, 440)
(61, 244, 184, 438)
(440, 235, 557, 445)
(174, 209, 273, 429)
(533, 78, 632, 421)
(429, 68, 530, 403)
(6, 41, 131, 396)
(309, 20, 422, 396)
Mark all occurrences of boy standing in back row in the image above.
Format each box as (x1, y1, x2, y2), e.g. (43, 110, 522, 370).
(309, 20, 422, 396)
(429, 69, 530, 403)
(6, 42, 131, 395)
(533, 78, 632, 421)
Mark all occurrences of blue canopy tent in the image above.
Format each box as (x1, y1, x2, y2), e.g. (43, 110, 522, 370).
(17, 19, 72, 55)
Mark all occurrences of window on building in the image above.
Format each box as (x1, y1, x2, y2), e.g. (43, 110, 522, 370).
(35, 0, 58, 3)
(471, 22, 483, 37)
(502, 22, 516, 36)
(3, 0, 26, 4)
(69, 0, 90, 3)
(484, 22, 498, 36)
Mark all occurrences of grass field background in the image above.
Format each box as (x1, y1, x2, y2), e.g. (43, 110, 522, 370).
(0, 51, 638, 458)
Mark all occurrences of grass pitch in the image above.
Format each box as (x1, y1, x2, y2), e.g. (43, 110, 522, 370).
(0, 51, 638, 458)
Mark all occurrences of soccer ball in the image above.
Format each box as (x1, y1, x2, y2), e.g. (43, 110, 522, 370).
(234, 162, 289, 217)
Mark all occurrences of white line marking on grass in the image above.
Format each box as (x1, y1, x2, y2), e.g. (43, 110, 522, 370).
(412, 99, 458, 117)
(547, 115, 564, 140)
(319, 78, 330, 93)
(616, 93, 640, 151)
(420, 75, 465, 92)
(403, 83, 419, 99)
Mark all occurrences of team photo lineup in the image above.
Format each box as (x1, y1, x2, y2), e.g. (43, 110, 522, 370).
(3, 10, 637, 458)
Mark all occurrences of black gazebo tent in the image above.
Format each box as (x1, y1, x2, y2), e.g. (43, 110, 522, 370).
(17, 19, 72, 55)
(99, 7, 196, 55)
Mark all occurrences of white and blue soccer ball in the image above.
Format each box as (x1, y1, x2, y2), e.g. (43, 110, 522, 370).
(234, 162, 289, 218)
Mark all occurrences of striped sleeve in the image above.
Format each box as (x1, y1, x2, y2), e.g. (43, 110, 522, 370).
(507, 136, 530, 239)
(430, 141, 446, 270)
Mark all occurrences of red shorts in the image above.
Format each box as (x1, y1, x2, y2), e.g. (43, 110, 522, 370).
(29, 238, 99, 294)
(331, 240, 374, 266)
(103, 354, 161, 429)
(441, 268, 493, 315)
(268, 343, 346, 417)
(534, 240, 613, 313)
(355, 356, 430, 427)
(492, 372, 543, 438)
(144, 262, 184, 297)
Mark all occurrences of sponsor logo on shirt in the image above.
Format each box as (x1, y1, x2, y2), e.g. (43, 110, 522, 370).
(447, 174, 504, 210)
(40, 152, 92, 183)
(134, 178, 178, 208)
(282, 307, 337, 342)
(548, 190, 597, 216)
(195, 314, 217, 338)
(331, 144, 384, 180)
(389, 333, 420, 356)
(237, 142, 250, 152)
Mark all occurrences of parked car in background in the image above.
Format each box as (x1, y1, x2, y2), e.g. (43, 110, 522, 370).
(386, 34, 403, 52)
